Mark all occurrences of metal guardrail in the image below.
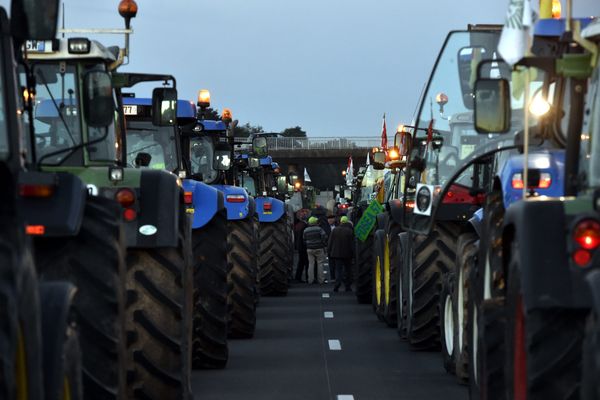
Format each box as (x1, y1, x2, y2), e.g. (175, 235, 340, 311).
(260, 137, 380, 151)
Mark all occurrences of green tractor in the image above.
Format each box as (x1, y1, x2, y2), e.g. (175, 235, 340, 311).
(22, 4, 193, 399)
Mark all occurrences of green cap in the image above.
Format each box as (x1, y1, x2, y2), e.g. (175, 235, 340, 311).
(340, 216, 349, 224)
(308, 216, 319, 225)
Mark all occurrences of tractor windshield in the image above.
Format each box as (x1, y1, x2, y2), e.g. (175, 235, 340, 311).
(582, 65, 600, 188)
(239, 172, 257, 196)
(25, 62, 118, 165)
(189, 136, 219, 184)
(126, 121, 179, 172)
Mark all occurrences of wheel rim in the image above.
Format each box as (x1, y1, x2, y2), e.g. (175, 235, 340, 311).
(472, 307, 478, 385)
(384, 237, 391, 305)
(458, 265, 465, 352)
(16, 324, 28, 400)
(514, 294, 527, 400)
(375, 256, 382, 305)
(444, 294, 454, 356)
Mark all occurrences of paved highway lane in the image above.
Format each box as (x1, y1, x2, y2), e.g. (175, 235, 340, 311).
(192, 284, 467, 400)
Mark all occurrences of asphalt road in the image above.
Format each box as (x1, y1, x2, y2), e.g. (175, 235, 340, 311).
(192, 283, 468, 400)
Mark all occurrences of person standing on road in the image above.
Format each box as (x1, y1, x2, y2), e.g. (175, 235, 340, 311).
(326, 214, 337, 281)
(327, 216, 355, 292)
(294, 213, 309, 282)
(303, 216, 327, 284)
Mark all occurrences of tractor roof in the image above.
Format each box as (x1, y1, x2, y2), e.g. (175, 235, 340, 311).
(26, 38, 118, 62)
(534, 17, 595, 37)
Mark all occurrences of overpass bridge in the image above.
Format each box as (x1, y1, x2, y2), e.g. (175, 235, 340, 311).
(264, 137, 380, 190)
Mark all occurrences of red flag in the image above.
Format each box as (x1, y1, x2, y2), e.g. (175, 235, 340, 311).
(381, 114, 388, 150)
(426, 119, 434, 144)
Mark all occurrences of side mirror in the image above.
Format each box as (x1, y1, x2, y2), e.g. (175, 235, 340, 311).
(474, 78, 511, 134)
(252, 136, 268, 157)
(214, 149, 231, 171)
(277, 176, 287, 193)
(152, 87, 177, 127)
(11, 0, 59, 40)
(83, 71, 113, 128)
(395, 131, 412, 156)
(372, 150, 386, 170)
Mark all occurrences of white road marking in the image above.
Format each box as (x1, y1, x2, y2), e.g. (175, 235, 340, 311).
(328, 339, 342, 350)
(337, 395, 355, 400)
(322, 293, 330, 298)
(324, 311, 334, 318)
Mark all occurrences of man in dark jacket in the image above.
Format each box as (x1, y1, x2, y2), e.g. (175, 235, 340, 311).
(327, 216, 354, 292)
(303, 216, 327, 284)
(294, 214, 309, 281)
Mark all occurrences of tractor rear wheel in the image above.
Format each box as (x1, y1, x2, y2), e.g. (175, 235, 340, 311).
(440, 272, 456, 374)
(582, 312, 600, 400)
(355, 233, 374, 304)
(191, 211, 229, 369)
(505, 242, 586, 400)
(227, 218, 257, 339)
(258, 218, 289, 296)
(125, 211, 193, 397)
(0, 224, 44, 400)
(381, 219, 402, 327)
(407, 222, 460, 350)
(372, 230, 385, 321)
(396, 232, 410, 339)
(36, 196, 127, 400)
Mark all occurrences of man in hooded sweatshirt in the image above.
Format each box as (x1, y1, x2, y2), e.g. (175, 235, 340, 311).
(327, 216, 354, 292)
(303, 216, 327, 284)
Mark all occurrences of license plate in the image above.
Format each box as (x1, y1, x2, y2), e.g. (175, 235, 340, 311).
(123, 105, 138, 115)
(25, 40, 53, 53)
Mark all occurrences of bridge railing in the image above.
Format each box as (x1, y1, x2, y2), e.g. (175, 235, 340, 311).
(263, 137, 380, 151)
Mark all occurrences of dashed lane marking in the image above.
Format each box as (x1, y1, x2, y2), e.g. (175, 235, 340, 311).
(324, 311, 334, 318)
(337, 396, 355, 400)
(328, 339, 342, 350)
(322, 293, 330, 298)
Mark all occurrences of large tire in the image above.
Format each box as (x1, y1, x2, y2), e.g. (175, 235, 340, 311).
(479, 191, 506, 300)
(396, 232, 410, 339)
(381, 218, 402, 327)
(407, 222, 460, 350)
(226, 218, 257, 339)
(454, 233, 478, 383)
(355, 233, 374, 304)
(505, 242, 586, 400)
(469, 298, 506, 400)
(439, 272, 456, 374)
(191, 211, 229, 369)
(258, 218, 289, 296)
(582, 312, 600, 400)
(35, 196, 127, 400)
(372, 230, 385, 320)
(0, 224, 44, 400)
(126, 211, 193, 397)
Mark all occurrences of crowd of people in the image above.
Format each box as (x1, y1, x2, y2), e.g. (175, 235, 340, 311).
(293, 208, 355, 292)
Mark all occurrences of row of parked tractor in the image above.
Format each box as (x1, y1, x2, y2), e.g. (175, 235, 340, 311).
(348, 4, 600, 400)
(1, 0, 297, 399)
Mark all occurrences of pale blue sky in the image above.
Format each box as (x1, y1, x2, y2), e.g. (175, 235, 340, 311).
(4, 0, 598, 136)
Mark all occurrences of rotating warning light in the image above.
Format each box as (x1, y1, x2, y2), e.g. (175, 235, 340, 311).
(197, 89, 211, 108)
(529, 95, 551, 117)
(388, 147, 400, 160)
(118, 0, 138, 26)
(435, 93, 448, 106)
(396, 124, 405, 133)
(222, 108, 233, 122)
(552, 0, 561, 18)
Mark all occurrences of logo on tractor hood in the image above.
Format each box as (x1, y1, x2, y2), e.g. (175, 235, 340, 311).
(139, 225, 158, 236)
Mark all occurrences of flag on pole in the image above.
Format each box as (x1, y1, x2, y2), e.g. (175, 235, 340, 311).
(345, 156, 354, 187)
(498, 0, 537, 66)
(381, 113, 388, 150)
(304, 167, 312, 183)
(426, 119, 434, 144)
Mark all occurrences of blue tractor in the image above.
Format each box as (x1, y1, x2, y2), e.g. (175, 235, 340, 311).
(177, 93, 261, 341)
(122, 95, 230, 369)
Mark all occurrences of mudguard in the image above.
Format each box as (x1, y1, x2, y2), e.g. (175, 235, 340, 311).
(255, 196, 285, 222)
(126, 169, 180, 248)
(39, 281, 77, 400)
(499, 149, 565, 208)
(182, 179, 224, 229)
(212, 184, 252, 221)
(389, 199, 404, 226)
(468, 208, 483, 238)
(17, 171, 86, 237)
(504, 199, 591, 310)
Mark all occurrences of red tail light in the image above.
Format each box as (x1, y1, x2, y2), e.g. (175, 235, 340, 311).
(19, 184, 54, 198)
(263, 202, 272, 211)
(512, 173, 524, 189)
(574, 220, 600, 250)
(184, 191, 193, 205)
(538, 173, 552, 189)
(123, 208, 136, 221)
(573, 249, 592, 267)
(25, 225, 46, 235)
(227, 194, 246, 203)
(442, 184, 483, 205)
(115, 188, 135, 207)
